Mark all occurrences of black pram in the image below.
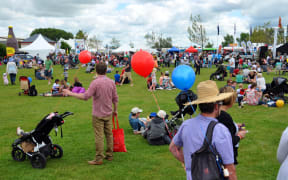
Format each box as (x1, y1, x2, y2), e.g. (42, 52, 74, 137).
(167, 90, 197, 137)
(210, 65, 227, 81)
(12, 112, 73, 169)
(264, 77, 288, 102)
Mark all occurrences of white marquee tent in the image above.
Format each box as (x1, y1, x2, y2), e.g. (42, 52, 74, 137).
(112, 45, 136, 53)
(21, 34, 55, 60)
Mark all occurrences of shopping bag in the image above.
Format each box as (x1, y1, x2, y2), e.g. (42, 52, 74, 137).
(112, 115, 127, 152)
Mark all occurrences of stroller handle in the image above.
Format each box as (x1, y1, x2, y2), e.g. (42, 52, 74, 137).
(60, 112, 74, 119)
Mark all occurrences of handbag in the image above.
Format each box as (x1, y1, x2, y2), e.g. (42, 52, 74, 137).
(191, 121, 226, 180)
(112, 115, 127, 152)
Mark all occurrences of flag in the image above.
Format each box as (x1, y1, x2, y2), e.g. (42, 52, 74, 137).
(217, 25, 219, 36)
(279, 16, 282, 29)
(234, 24, 236, 36)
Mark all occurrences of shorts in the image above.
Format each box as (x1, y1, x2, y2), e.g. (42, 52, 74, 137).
(122, 72, 132, 79)
(44, 70, 52, 77)
(230, 67, 235, 73)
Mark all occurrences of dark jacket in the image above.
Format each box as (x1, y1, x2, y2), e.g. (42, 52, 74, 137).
(146, 117, 167, 140)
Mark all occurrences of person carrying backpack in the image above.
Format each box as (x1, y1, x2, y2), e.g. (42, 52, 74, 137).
(169, 80, 237, 180)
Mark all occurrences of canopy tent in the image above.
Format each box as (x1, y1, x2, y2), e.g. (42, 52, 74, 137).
(203, 48, 217, 51)
(276, 43, 288, 55)
(168, 47, 180, 53)
(112, 45, 136, 53)
(185, 46, 198, 53)
(21, 34, 55, 60)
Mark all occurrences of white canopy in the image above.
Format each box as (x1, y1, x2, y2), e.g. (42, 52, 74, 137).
(21, 34, 55, 60)
(112, 45, 136, 53)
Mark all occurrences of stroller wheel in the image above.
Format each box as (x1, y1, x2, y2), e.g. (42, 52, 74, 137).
(12, 147, 26, 161)
(50, 144, 63, 158)
(31, 153, 46, 169)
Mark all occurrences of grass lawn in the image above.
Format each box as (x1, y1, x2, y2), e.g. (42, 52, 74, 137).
(0, 64, 287, 180)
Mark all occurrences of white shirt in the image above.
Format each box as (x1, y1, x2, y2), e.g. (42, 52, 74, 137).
(229, 57, 235, 68)
(277, 127, 288, 180)
(256, 77, 266, 90)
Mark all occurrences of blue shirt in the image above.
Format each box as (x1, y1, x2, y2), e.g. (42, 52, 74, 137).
(114, 74, 120, 83)
(129, 113, 145, 132)
(173, 114, 234, 180)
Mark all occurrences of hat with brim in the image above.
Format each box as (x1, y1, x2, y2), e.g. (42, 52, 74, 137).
(184, 80, 233, 105)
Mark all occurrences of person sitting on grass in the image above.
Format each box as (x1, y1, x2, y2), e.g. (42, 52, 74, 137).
(244, 83, 264, 106)
(236, 70, 244, 84)
(129, 107, 147, 134)
(159, 72, 164, 88)
(114, 71, 121, 85)
(143, 110, 171, 145)
(52, 79, 60, 94)
(162, 71, 174, 90)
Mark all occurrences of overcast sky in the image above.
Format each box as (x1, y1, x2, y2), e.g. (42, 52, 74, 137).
(0, 0, 287, 48)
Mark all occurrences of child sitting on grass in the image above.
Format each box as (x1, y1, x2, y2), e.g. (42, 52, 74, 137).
(114, 71, 121, 85)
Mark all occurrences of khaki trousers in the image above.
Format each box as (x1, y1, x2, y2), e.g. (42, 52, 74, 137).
(92, 115, 113, 162)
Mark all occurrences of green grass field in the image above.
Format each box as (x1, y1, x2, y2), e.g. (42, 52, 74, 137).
(0, 64, 287, 180)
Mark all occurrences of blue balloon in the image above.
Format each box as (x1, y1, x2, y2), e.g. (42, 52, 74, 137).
(28, 77, 32, 83)
(172, 65, 195, 90)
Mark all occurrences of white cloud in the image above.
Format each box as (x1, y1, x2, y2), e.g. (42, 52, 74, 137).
(0, 0, 287, 48)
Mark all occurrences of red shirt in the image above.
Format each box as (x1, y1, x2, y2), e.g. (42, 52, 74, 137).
(83, 75, 118, 117)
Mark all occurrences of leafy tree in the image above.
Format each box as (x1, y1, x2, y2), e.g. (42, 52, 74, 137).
(110, 37, 120, 49)
(61, 42, 71, 53)
(205, 42, 214, 48)
(144, 32, 172, 49)
(187, 14, 208, 48)
(222, 34, 234, 47)
(75, 30, 88, 40)
(30, 28, 73, 41)
(236, 33, 249, 45)
(0, 44, 6, 57)
(88, 35, 102, 51)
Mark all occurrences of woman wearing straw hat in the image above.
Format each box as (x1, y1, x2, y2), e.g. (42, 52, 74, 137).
(169, 80, 237, 180)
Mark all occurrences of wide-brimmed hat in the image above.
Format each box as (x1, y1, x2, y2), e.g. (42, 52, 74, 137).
(185, 80, 233, 105)
(157, 110, 166, 119)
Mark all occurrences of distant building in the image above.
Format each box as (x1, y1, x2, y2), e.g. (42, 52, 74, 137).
(20, 34, 55, 48)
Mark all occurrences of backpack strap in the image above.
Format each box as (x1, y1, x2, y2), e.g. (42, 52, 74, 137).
(197, 121, 218, 152)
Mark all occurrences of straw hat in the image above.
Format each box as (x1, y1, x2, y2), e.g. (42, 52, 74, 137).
(185, 80, 233, 105)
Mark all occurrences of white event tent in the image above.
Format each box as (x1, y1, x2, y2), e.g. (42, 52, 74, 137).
(112, 45, 136, 53)
(21, 34, 55, 60)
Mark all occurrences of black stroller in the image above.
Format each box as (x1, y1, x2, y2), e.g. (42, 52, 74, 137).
(210, 65, 227, 81)
(12, 112, 73, 169)
(167, 90, 197, 137)
(264, 77, 288, 102)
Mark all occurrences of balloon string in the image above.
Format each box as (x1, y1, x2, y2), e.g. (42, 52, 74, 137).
(151, 90, 161, 111)
(53, 64, 82, 112)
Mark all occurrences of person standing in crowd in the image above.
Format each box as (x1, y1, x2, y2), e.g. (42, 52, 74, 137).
(195, 55, 201, 75)
(120, 56, 133, 86)
(6, 57, 17, 85)
(63, 62, 118, 165)
(229, 55, 236, 78)
(217, 86, 247, 165)
(169, 80, 237, 180)
(45, 56, 53, 85)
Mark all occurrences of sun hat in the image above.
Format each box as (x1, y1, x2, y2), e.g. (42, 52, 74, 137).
(131, 107, 143, 114)
(185, 80, 233, 105)
(157, 110, 166, 119)
(149, 112, 157, 117)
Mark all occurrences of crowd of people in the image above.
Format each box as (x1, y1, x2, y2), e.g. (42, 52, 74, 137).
(2, 48, 288, 179)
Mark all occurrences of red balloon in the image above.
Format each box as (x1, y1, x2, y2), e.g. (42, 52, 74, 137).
(79, 50, 92, 64)
(131, 50, 154, 78)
